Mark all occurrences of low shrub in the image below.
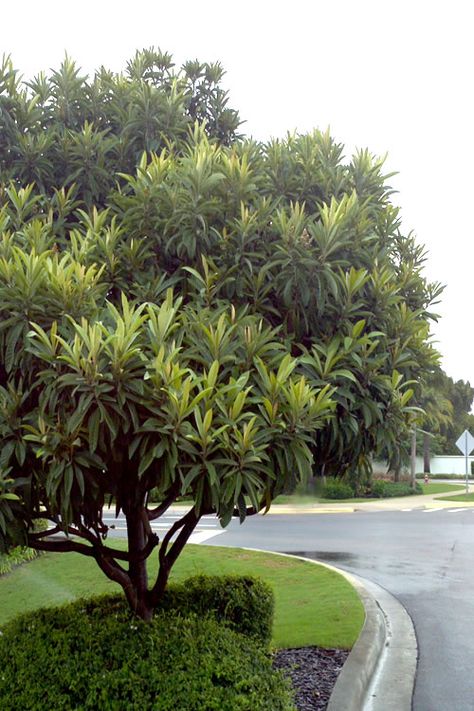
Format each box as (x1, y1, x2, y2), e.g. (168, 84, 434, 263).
(0, 546, 37, 576)
(0, 599, 294, 711)
(321, 478, 355, 499)
(0, 520, 48, 576)
(80, 575, 274, 647)
(160, 574, 274, 646)
(371, 480, 422, 498)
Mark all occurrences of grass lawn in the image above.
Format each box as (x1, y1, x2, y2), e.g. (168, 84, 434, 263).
(420, 483, 464, 495)
(0, 544, 364, 650)
(435, 492, 474, 503)
(274, 482, 464, 505)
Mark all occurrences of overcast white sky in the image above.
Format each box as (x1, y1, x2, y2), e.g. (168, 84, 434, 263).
(3, 0, 473, 385)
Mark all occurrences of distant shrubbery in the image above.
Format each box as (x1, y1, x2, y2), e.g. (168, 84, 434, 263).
(321, 479, 355, 499)
(317, 477, 421, 500)
(370, 480, 421, 498)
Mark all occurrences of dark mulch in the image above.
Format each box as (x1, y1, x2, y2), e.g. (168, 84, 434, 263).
(273, 646, 349, 711)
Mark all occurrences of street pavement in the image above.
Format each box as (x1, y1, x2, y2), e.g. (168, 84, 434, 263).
(106, 491, 474, 710)
(215, 508, 474, 711)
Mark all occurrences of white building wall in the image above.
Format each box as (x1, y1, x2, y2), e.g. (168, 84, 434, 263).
(420, 456, 474, 475)
(373, 456, 473, 476)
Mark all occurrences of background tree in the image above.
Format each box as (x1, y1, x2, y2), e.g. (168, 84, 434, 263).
(0, 50, 443, 616)
(417, 384, 453, 473)
(420, 368, 474, 456)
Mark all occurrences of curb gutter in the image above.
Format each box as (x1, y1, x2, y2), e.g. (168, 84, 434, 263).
(327, 570, 417, 711)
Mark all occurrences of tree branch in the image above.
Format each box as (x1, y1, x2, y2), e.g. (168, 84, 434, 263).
(27, 535, 98, 557)
(232, 505, 260, 517)
(146, 480, 180, 521)
(28, 524, 157, 563)
(150, 507, 200, 606)
(29, 524, 61, 539)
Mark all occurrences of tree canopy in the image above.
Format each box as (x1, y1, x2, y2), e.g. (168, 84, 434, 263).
(0, 49, 443, 617)
(420, 368, 474, 457)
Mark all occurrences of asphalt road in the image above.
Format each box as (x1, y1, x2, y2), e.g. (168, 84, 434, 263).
(107, 507, 474, 710)
(215, 509, 474, 711)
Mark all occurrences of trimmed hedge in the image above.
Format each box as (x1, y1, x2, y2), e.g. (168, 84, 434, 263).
(371, 480, 422, 498)
(321, 479, 355, 499)
(159, 574, 274, 645)
(319, 478, 423, 499)
(0, 600, 294, 710)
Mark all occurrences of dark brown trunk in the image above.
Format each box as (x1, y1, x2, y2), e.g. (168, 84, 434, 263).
(389, 452, 401, 482)
(151, 507, 200, 607)
(423, 433, 431, 474)
(125, 502, 154, 621)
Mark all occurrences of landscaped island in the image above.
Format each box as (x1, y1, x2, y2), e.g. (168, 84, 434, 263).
(0, 48, 441, 708)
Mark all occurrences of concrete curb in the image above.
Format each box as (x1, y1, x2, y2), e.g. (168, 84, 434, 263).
(237, 548, 417, 710)
(326, 572, 386, 711)
(327, 570, 417, 711)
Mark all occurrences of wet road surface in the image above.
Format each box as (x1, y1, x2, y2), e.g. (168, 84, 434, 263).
(212, 510, 474, 711)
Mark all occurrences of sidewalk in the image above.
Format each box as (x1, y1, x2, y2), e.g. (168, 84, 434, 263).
(266, 485, 474, 515)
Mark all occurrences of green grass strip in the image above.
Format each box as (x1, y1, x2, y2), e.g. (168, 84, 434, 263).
(274, 482, 464, 504)
(420, 483, 464, 495)
(0, 544, 364, 649)
(435, 492, 474, 502)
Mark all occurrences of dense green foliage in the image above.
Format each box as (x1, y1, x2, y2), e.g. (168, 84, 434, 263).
(370, 480, 422, 498)
(0, 49, 241, 206)
(320, 479, 355, 499)
(0, 596, 294, 711)
(0, 544, 37, 575)
(0, 518, 47, 574)
(0, 49, 442, 615)
(423, 369, 474, 454)
(156, 574, 274, 645)
(318, 477, 422, 499)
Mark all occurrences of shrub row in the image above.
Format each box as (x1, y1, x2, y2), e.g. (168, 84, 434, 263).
(370, 480, 422, 498)
(0, 606, 293, 710)
(319, 478, 422, 499)
(321, 479, 355, 499)
(0, 575, 294, 710)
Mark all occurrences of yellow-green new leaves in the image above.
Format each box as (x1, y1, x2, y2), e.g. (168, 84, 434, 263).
(20, 293, 334, 530)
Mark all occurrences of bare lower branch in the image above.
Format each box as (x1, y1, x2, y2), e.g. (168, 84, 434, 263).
(27, 535, 98, 557)
(28, 529, 135, 609)
(28, 525, 157, 563)
(29, 524, 61, 539)
(147, 481, 180, 521)
(232, 505, 260, 517)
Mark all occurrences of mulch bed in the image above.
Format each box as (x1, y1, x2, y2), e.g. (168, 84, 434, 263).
(273, 646, 349, 710)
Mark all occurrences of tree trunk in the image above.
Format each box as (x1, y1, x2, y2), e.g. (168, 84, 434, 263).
(126, 504, 153, 621)
(410, 427, 417, 490)
(423, 433, 431, 474)
(150, 507, 200, 608)
(388, 451, 401, 482)
(393, 463, 401, 483)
